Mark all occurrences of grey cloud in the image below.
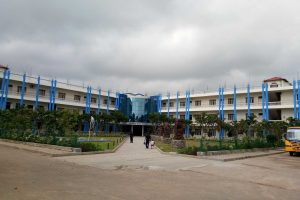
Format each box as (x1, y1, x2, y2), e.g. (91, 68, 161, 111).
(0, 0, 300, 94)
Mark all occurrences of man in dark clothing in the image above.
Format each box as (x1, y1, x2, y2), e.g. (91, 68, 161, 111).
(145, 134, 151, 149)
(129, 132, 134, 143)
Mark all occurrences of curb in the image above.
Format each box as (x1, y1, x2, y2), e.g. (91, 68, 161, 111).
(52, 137, 128, 157)
(155, 144, 285, 161)
(0, 137, 128, 157)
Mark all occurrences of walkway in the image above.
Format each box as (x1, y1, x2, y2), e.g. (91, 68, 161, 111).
(55, 137, 213, 171)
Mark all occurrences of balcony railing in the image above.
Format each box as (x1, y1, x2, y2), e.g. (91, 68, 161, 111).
(4, 89, 115, 109)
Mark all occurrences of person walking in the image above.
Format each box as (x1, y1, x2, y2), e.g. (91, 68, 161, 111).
(129, 132, 134, 143)
(145, 134, 151, 149)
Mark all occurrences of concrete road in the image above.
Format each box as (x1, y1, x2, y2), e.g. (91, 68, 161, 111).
(1, 138, 300, 200)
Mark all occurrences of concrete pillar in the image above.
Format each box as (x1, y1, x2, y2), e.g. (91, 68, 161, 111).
(142, 125, 144, 137)
(131, 125, 133, 134)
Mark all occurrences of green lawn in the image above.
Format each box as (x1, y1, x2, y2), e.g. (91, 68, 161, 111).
(79, 136, 125, 152)
(155, 141, 176, 152)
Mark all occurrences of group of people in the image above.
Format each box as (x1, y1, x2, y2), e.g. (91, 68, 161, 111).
(129, 133, 155, 149)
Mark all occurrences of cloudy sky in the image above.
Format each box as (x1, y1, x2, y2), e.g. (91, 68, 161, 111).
(0, 0, 300, 95)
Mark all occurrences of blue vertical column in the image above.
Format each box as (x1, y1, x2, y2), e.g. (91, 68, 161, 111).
(176, 91, 179, 119)
(115, 92, 119, 110)
(265, 83, 269, 121)
(298, 80, 300, 119)
(97, 89, 101, 114)
(262, 83, 265, 120)
(85, 86, 89, 113)
(0, 70, 7, 109)
(105, 90, 110, 133)
(233, 85, 237, 122)
(167, 93, 170, 117)
(293, 80, 297, 119)
(220, 87, 225, 139)
(84, 86, 90, 132)
(20, 73, 26, 108)
(159, 95, 162, 114)
(185, 90, 191, 137)
(247, 83, 250, 121)
(48, 80, 53, 111)
(51, 80, 57, 111)
(218, 87, 221, 118)
(35, 76, 41, 111)
(89, 87, 92, 113)
(3, 70, 10, 110)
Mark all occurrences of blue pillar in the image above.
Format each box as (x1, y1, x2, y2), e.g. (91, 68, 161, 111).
(222, 88, 225, 120)
(293, 80, 297, 119)
(106, 90, 110, 114)
(234, 85, 237, 122)
(97, 88, 101, 114)
(167, 93, 170, 118)
(158, 95, 162, 114)
(262, 83, 265, 120)
(3, 70, 10, 110)
(185, 90, 191, 137)
(220, 87, 225, 140)
(176, 91, 179, 119)
(51, 80, 57, 111)
(35, 76, 41, 111)
(48, 80, 53, 111)
(218, 87, 221, 118)
(298, 80, 300, 119)
(115, 92, 119, 110)
(247, 83, 250, 121)
(89, 87, 91, 113)
(20, 73, 26, 108)
(0, 70, 7, 109)
(265, 83, 269, 121)
(85, 86, 89, 113)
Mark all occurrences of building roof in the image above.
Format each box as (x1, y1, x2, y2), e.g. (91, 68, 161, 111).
(0, 64, 9, 70)
(264, 77, 289, 83)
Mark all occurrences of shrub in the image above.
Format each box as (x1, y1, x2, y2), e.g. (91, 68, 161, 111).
(177, 146, 198, 155)
(80, 142, 102, 152)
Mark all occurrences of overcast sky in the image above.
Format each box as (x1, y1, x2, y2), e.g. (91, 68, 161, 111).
(0, 0, 300, 95)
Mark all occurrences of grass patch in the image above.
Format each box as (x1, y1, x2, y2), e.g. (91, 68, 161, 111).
(155, 141, 176, 152)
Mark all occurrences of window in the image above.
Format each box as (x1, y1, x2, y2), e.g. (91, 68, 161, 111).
(259, 113, 263, 116)
(162, 102, 166, 107)
(195, 100, 201, 106)
(9, 84, 13, 88)
(228, 114, 234, 121)
(39, 89, 46, 96)
(27, 105, 33, 109)
(17, 86, 27, 93)
(16, 103, 20, 109)
(169, 102, 174, 107)
(91, 97, 97, 103)
(74, 95, 81, 102)
(180, 102, 185, 107)
(111, 100, 115, 105)
(58, 92, 66, 100)
(104, 99, 108, 105)
(228, 98, 234, 105)
(245, 97, 254, 104)
(209, 99, 216, 106)
(208, 129, 216, 137)
(180, 115, 185, 119)
(270, 83, 278, 88)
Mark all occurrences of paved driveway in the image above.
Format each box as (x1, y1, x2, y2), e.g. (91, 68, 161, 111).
(56, 137, 213, 170)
